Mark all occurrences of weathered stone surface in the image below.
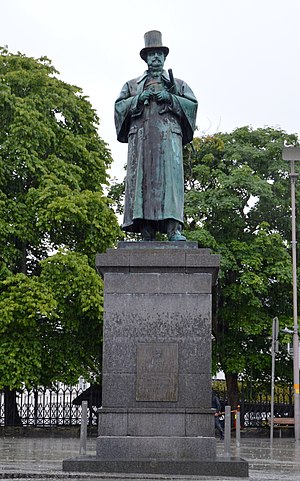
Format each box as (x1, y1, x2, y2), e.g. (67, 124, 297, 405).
(130, 249, 187, 268)
(101, 373, 134, 408)
(104, 272, 212, 294)
(95, 245, 220, 283)
(118, 241, 200, 249)
(95, 249, 130, 270)
(102, 336, 211, 375)
(103, 294, 211, 336)
(98, 409, 128, 437)
(97, 407, 214, 437)
(96, 436, 216, 461)
(127, 411, 185, 436)
(101, 289, 211, 382)
(63, 457, 249, 477)
(102, 372, 212, 408)
(186, 250, 221, 268)
(185, 409, 215, 436)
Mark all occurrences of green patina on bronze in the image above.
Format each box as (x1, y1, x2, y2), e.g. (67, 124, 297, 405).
(114, 31, 198, 241)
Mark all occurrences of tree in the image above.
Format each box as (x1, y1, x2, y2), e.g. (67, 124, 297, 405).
(0, 47, 121, 421)
(184, 126, 299, 406)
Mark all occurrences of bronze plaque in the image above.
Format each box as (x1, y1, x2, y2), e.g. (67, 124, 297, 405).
(136, 342, 178, 401)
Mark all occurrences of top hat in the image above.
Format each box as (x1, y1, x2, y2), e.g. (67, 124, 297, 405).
(140, 30, 169, 62)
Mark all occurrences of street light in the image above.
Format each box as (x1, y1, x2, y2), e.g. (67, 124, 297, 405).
(282, 146, 300, 441)
(270, 317, 279, 444)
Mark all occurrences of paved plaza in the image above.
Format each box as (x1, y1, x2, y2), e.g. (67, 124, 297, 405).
(0, 436, 300, 481)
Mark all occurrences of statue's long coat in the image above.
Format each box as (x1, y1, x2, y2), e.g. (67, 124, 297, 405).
(115, 70, 198, 233)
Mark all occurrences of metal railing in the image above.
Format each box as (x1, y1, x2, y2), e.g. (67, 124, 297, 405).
(0, 385, 101, 427)
(213, 381, 294, 429)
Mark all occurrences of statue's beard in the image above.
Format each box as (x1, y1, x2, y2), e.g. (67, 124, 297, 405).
(148, 64, 163, 77)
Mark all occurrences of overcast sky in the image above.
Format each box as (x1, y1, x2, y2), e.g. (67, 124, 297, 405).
(2, 0, 300, 180)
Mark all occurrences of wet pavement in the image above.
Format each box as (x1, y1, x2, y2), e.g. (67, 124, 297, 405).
(0, 436, 300, 480)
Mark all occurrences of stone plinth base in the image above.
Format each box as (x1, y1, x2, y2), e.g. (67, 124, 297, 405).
(63, 242, 248, 477)
(63, 456, 249, 477)
(96, 435, 215, 461)
(98, 407, 214, 437)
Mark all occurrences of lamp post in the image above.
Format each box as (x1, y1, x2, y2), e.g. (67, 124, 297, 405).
(282, 146, 300, 441)
(270, 317, 279, 444)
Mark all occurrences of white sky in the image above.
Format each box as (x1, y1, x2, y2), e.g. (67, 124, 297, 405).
(2, 0, 300, 180)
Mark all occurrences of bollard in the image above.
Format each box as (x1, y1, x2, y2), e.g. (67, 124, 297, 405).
(224, 405, 231, 457)
(236, 406, 241, 448)
(79, 401, 88, 455)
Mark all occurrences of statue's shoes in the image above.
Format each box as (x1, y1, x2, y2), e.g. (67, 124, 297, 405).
(168, 232, 186, 241)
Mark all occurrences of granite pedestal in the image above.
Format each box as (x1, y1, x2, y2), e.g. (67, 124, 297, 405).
(63, 241, 248, 477)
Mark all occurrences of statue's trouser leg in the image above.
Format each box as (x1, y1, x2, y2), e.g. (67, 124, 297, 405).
(141, 222, 156, 241)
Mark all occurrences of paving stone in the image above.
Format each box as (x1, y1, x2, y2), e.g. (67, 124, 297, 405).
(1, 436, 300, 480)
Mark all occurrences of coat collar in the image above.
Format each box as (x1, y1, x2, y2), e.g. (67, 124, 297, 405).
(136, 70, 170, 84)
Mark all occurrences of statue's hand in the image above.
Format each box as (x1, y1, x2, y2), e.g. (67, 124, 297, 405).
(155, 90, 172, 103)
(138, 90, 152, 105)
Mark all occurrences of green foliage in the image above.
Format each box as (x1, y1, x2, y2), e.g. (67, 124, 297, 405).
(38, 250, 105, 386)
(0, 47, 121, 389)
(0, 274, 56, 387)
(184, 126, 299, 386)
(109, 177, 125, 216)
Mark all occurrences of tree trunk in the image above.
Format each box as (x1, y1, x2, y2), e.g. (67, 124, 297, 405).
(4, 387, 22, 426)
(225, 372, 239, 409)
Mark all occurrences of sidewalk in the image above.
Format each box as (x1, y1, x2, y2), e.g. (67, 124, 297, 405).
(0, 436, 300, 480)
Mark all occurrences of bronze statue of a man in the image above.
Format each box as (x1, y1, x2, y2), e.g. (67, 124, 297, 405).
(115, 31, 198, 241)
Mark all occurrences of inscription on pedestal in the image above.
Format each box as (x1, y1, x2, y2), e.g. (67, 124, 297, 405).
(136, 343, 178, 401)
